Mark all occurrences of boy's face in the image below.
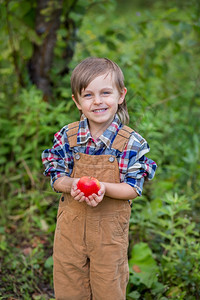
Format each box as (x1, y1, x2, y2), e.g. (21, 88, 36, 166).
(72, 73, 127, 135)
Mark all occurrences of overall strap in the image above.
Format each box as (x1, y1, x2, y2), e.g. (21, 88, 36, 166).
(67, 121, 79, 148)
(111, 125, 133, 152)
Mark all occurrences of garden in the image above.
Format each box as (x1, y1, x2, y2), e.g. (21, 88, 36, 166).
(0, 0, 200, 299)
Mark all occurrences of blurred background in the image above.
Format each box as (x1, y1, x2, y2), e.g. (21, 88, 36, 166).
(0, 0, 200, 299)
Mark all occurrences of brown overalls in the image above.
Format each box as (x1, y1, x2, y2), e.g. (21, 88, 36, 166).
(53, 122, 133, 300)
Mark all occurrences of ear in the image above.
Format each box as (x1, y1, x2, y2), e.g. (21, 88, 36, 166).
(72, 94, 82, 110)
(118, 87, 127, 105)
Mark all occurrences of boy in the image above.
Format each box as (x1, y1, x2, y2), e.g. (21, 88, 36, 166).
(42, 57, 157, 299)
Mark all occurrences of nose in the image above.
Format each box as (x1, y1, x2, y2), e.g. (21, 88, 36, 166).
(93, 94, 102, 105)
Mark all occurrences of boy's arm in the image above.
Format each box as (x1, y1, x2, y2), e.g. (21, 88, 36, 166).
(84, 181, 137, 207)
(53, 176, 74, 193)
(103, 182, 138, 200)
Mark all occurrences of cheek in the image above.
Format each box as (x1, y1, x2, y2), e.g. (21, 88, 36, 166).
(112, 100, 121, 110)
(79, 103, 91, 114)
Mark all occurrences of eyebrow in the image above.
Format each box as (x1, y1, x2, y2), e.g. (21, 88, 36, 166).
(101, 87, 113, 90)
(82, 86, 113, 92)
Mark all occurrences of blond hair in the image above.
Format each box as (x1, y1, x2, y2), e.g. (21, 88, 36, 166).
(71, 57, 129, 125)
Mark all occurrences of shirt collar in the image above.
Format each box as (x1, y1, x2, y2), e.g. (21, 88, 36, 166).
(77, 114, 122, 148)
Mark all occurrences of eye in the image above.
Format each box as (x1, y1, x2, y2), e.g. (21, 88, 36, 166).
(102, 91, 111, 95)
(83, 93, 92, 98)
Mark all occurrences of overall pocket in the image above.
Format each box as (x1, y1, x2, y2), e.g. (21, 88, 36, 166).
(114, 212, 130, 236)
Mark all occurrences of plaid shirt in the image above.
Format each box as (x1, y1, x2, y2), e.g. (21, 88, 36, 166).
(42, 114, 157, 196)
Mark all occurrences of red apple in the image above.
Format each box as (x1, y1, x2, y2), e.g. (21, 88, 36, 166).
(77, 176, 100, 197)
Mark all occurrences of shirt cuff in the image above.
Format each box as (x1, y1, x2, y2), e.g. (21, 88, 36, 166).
(51, 174, 68, 192)
(125, 177, 145, 196)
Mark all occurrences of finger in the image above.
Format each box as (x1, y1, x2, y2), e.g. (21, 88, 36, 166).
(85, 197, 95, 207)
(92, 200, 98, 207)
(78, 195, 86, 202)
(85, 197, 92, 206)
(98, 189, 103, 196)
(89, 198, 99, 207)
(92, 193, 103, 204)
(74, 192, 84, 201)
(71, 186, 80, 195)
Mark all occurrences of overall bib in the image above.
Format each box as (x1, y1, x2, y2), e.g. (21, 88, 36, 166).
(53, 122, 132, 300)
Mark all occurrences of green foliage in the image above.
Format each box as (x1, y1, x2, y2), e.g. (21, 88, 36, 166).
(155, 193, 200, 297)
(0, 224, 54, 299)
(129, 192, 200, 298)
(0, 0, 200, 298)
(0, 85, 77, 297)
(127, 242, 163, 299)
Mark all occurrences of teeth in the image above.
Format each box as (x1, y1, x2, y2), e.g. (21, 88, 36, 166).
(94, 109, 106, 112)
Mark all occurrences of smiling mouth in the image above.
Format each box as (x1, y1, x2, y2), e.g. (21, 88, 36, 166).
(93, 108, 107, 113)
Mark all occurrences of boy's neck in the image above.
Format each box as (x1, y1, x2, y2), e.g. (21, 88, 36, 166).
(90, 126, 105, 140)
(88, 120, 112, 140)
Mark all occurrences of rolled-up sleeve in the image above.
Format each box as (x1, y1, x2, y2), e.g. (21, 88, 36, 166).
(124, 134, 157, 196)
(41, 126, 74, 189)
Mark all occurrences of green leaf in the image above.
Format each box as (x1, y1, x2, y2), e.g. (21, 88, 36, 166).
(129, 243, 159, 288)
(20, 39, 33, 58)
(44, 255, 53, 268)
(127, 290, 140, 299)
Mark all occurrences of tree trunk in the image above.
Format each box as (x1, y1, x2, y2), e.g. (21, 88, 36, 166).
(28, 0, 63, 100)
(59, 0, 79, 76)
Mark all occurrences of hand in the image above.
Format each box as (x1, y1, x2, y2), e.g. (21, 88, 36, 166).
(85, 182, 105, 207)
(71, 178, 86, 202)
